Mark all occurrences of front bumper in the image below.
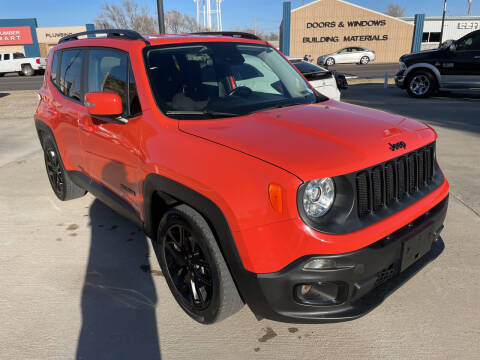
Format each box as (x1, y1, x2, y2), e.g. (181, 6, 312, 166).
(395, 70, 406, 88)
(242, 196, 448, 323)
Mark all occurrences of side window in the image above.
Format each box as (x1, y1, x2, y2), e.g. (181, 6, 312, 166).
(457, 33, 480, 51)
(50, 51, 59, 85)
(128, 64, 142, 116)
(87, 49, 128, 115)
(59, 49, 84, 101)
(4, 54, 10, 60)
(13, 53, 25, 59)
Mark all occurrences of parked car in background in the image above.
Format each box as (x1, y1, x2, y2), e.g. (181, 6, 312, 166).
(289, 57, 341, 100)
(395, 29, 480, 98)
(318, 47, 376, 66)
(0, 52, 47, 76)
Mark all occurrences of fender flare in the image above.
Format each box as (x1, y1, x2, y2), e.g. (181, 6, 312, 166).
(34, 119, 54, 148)
(143, 173, 257, 303)
(405, 63, 441, 85)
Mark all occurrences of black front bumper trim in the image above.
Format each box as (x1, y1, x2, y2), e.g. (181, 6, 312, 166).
(241, 195, 448, 323)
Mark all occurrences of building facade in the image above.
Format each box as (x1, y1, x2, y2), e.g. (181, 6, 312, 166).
(288, 0, 414, 63)
(0, 18, 93, 58)
(403, 16, 480, 50)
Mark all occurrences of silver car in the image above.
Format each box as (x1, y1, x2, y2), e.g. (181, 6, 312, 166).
(318, 47, 376, 66)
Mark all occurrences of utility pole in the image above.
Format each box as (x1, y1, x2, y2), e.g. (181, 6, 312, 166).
(254, 17, 257, 35)
(157, 0, 165, 34)
(468, 0, 472, 16)
(439, 0, 447, 44)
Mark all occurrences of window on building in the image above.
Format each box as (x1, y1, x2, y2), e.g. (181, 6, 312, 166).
(51, 51, 60, 85)
(59, 49, 85, 101)
(422, 32, 429, 42)
(87, 49, 141, 117)
(429, 32, 441, 43)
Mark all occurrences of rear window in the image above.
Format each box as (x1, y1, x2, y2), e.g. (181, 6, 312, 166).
(50, 51, 59, 85)
(13, 53, 25, 59)
(293, 61, 327, 75)
(59, 49, 84, 101)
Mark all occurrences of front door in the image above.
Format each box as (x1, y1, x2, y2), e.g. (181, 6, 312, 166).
(442, 31, 480, 88)
(78, 48, 143, 213)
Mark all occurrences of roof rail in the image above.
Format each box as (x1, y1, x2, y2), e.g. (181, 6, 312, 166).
(58, 29, 150, 45)
(191, 31, 261, 40)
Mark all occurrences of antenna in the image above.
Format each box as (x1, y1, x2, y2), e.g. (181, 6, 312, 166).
(194, 0, 223, 30)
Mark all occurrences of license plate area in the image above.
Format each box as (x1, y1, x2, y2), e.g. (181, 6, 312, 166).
(400, 222, 436, 272)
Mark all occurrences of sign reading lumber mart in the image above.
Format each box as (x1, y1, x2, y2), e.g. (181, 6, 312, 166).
(303, 19, 389, 43)
(0, 26, 33, 45)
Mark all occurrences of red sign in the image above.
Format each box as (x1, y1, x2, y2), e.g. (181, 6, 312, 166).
(0, 26, 33, 45)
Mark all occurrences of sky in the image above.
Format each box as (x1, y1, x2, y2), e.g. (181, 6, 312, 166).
(1, 0, 479, 34)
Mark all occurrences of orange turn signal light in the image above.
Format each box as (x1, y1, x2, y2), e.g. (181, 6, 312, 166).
(268, 183, 283, 213)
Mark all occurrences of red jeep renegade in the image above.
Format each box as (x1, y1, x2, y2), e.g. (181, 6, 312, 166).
(35, 30, 449, 324)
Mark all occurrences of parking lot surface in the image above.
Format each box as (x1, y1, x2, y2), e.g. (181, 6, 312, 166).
(0, 87, 479, 359)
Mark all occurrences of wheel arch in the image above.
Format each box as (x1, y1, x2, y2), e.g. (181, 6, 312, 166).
(143, 173, 252, 303)
(405, 63, 441, 85)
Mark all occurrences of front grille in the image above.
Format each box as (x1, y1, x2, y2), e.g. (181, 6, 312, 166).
(356, 143, 435, 217)
(374, 264, 398, 287)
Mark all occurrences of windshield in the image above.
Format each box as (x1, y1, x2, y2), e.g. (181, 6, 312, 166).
(145, 42, 323, 118)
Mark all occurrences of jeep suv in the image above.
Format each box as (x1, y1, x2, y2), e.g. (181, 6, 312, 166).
(396, 29, 480, 98)
(35, 29, 449, 324)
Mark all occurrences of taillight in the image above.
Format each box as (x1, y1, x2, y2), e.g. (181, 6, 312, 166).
(36, 58, 40, 64)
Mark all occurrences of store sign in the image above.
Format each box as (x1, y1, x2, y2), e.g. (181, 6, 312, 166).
(457, 22, 480, 30)
(44, 32, 74, 40)
(0, 26, 33, 45)
(303, 19, 389, 43)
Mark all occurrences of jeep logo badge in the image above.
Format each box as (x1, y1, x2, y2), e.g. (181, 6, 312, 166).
(389, 141, 406, 151)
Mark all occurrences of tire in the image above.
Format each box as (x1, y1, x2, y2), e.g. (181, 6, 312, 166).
(21, 64, 34, 76)
(156, 204, 244, 324)
(405, 70, 437, 98)
(41, 132, 87, 201)
(360, 56, 370, 65)
(325, 57, 335, 66)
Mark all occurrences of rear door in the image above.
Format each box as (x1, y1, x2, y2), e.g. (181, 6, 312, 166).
(78, 48, 143, 212)
(51, 48, 86, 170)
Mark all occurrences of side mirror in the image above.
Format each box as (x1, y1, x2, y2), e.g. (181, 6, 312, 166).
(84, 92, 126, 123)
(449, 43, 456, 52)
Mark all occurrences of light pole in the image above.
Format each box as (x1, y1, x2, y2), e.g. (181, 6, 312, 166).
(157, 0, 166, 34)
(439, 0, 447, 45)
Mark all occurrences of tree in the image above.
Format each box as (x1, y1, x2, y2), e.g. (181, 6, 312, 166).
(95, 0, 158, 33)
(232, 28, 279, 41)
(385, 3, 405, 17)
(165, 10, 201, 33)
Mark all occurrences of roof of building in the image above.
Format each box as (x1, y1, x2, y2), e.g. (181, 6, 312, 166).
(402, 16, 480, 21)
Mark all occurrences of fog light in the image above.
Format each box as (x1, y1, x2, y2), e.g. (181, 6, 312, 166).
(295, 282, 347, 305)
(303, 258, 337, 270)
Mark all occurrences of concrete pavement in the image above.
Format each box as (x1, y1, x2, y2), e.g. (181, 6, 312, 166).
(0, 89, 479, 359)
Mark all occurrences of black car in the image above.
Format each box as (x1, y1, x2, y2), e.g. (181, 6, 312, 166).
(395, 29, 480, 98)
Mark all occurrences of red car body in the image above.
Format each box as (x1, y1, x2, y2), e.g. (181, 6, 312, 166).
(35, 31, 449, 323)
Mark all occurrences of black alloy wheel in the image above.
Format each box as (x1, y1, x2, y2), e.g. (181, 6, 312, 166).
(44, 145, 65, 198)
(163, 223, 213, 311)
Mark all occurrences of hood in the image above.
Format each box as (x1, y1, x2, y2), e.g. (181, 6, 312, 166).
(401, 48, 444, 62)
(179, 101, 436, 181)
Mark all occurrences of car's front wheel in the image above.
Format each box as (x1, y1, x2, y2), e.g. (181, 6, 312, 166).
(325, 57, 335, 66)
(406, 70, 436, 98)
(156, 204, 244, 324)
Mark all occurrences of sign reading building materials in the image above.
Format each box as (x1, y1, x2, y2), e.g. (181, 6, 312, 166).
(303, 19, 389, 43)
(0, 26, 33, 45)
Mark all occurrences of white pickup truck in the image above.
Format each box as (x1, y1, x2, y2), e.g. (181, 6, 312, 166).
(0, 52, 47, 76)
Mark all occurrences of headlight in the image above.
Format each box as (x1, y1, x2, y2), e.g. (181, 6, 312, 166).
(399, 61, 407, 71)
(303, 178, 335, 217)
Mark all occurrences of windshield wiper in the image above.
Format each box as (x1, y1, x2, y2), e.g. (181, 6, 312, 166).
(247, 102, 305, 115)
(166, 110, 240, 118)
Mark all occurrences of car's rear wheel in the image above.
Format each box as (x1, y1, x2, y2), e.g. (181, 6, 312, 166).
(156, 204, 244, 324)
(406, 70, 436, 98)
(325, 57, 335, 66)
(41, 133, 86, 201)
(360, 56, 370, 65)
(21, 64, 35, 76)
